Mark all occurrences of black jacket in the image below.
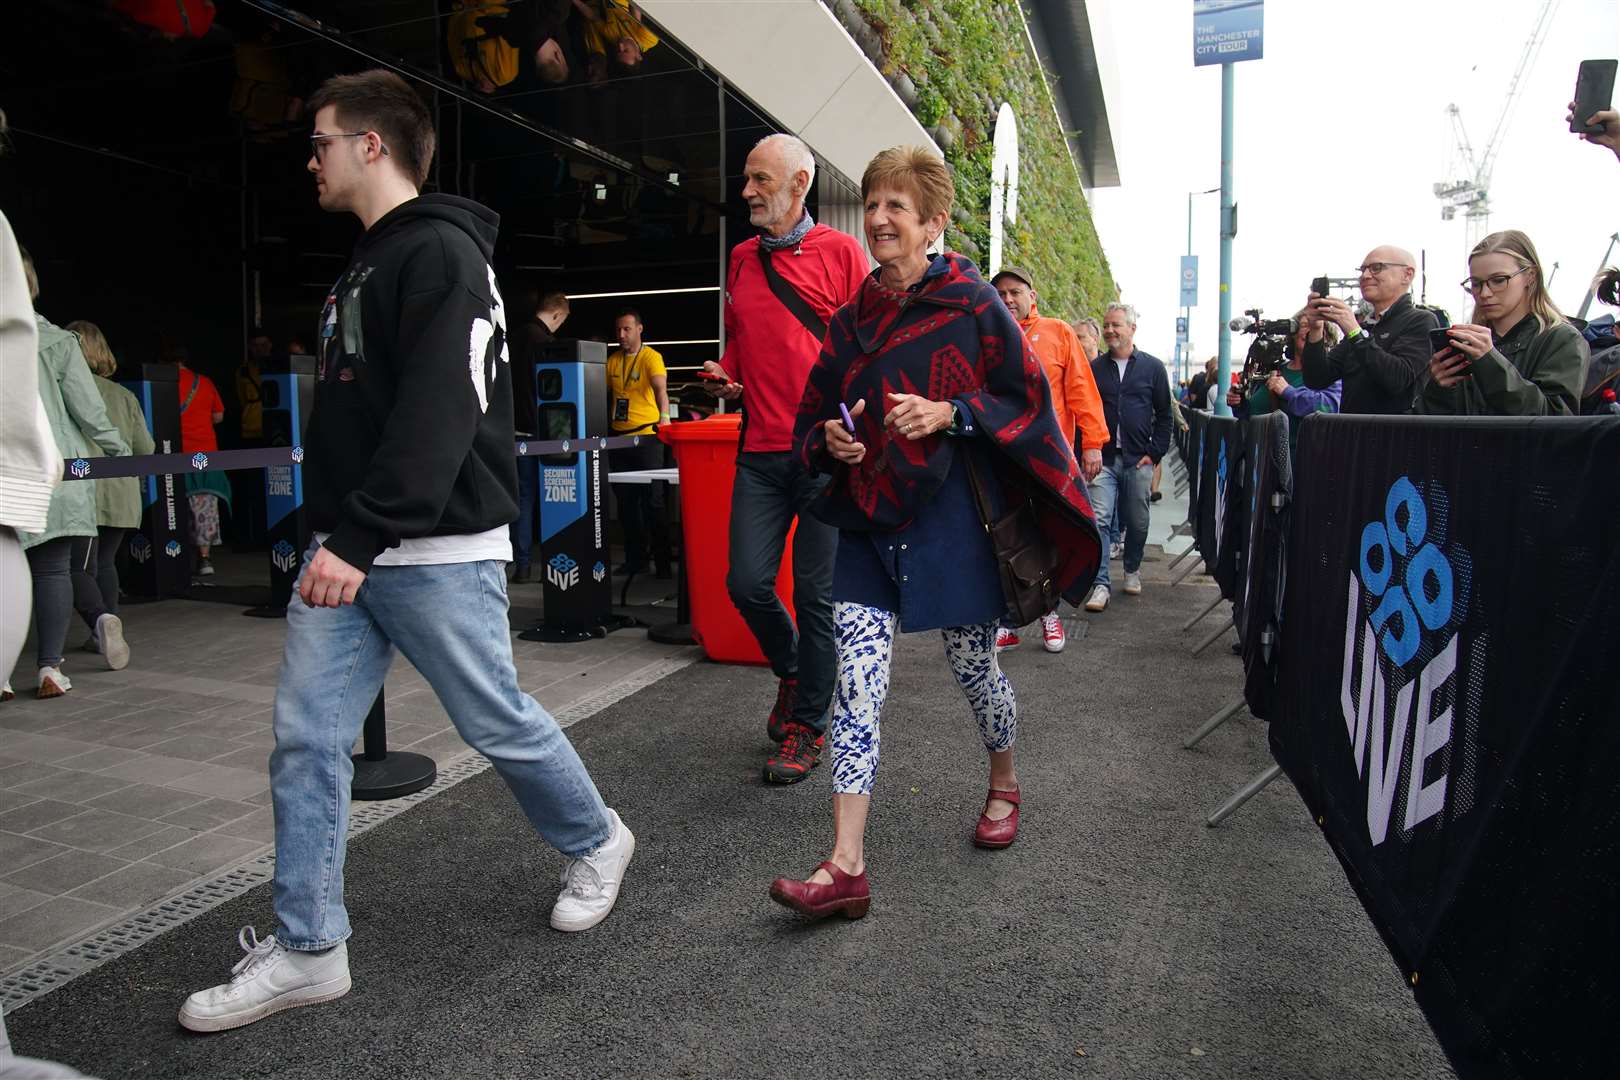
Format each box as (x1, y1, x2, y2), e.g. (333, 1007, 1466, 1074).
(1301, 294, 1436, 415)
(306, 194, 518, 573)
(509, 317, 555, 436)
(1091, 348, 1173, 464)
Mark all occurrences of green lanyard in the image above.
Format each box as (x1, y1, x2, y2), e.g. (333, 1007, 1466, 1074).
(616, 345, 646, 388)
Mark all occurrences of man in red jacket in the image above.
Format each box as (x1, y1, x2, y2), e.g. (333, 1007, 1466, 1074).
(702, 133, 868, 784)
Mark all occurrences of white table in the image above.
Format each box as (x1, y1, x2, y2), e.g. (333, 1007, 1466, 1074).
(606, 467, 688, 642)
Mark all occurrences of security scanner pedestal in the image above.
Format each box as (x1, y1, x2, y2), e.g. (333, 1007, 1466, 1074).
(118, 363, 191, 600)
(246, 355, 315, 618)
(518, 340, 632, 643)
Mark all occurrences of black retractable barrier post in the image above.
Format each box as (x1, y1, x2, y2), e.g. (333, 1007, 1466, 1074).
(117, 363, 191, 599)
(519, 339, 631, 642)
(350, 690, 437, 800)
(247, 355, 315, 617)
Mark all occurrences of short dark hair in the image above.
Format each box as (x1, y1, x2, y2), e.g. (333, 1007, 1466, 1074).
(614, 308, 643, 326)
(539, 290, 570, 317)
(307, 70, 436, 189)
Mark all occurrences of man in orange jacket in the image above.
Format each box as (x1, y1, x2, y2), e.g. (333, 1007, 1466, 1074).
(992, 266, 1106, 653)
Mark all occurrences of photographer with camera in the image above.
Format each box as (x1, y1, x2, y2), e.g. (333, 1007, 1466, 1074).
(1302, 246, 1437, 414)
(1226, 309, 1341, 447)
(1419, 230, 1588, 417)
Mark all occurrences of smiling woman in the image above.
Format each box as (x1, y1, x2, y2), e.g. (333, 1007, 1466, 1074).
(767, 146, 1102, 924)
(1418, 229, 1590, 417)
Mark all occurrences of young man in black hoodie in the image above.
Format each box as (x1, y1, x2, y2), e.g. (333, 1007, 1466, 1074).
(180, 71, 634, 1033)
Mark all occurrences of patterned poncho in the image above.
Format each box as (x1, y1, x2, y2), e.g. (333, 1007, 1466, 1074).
(793, 252, 1102, 605)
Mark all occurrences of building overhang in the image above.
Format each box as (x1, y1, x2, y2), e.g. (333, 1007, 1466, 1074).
(639, 0, 939, 194)
(1023, 0, 1122, 189)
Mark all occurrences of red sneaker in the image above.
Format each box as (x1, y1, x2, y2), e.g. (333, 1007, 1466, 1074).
(763, 722, 823, 784)
(766, 677, 797, 743)
(995, 628, 1020, 652)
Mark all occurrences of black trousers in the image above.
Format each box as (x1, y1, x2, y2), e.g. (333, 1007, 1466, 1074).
(724, 452, 837, 734)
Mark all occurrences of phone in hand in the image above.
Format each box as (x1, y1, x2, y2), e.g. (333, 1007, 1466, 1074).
(1310, 275, 1330, 298)
(838, 403, 856, 434)
(697, 370, 729, 381)
(1428, 327, 1459, 357)
(1571, 59, 1617, 133)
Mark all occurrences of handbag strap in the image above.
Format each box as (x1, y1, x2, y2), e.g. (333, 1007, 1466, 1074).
(756, 245, 828, 343)
(961, 443, 996, 532)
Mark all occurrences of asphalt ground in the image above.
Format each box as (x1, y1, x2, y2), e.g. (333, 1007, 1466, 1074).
(4, 553, 1453, 1079)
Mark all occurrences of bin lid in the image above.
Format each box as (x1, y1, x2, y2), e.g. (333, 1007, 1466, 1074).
(660, 413, 742, 444)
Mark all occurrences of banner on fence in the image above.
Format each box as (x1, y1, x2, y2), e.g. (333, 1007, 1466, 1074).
(1270, 414, 1620, 1079)
(1195, 413, 1246, 598)
(1235, 411, 1291, 720)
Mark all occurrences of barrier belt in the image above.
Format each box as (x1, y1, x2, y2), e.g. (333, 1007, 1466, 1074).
(61, 435, 646, 481)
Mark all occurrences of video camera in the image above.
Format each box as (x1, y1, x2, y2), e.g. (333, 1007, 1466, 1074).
(1229, 308, 1292, 394)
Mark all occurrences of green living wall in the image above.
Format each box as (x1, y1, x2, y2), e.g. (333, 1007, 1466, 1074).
(823, 0, 1115, 321)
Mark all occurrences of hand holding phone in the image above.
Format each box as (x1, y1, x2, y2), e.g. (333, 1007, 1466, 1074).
(826, 399, 867, 465)
(699, 361, 743, 399)
(1570, 59, 1617, 134)
(1428, 327, 1457, 357)
(1310, 275, 1330, 298)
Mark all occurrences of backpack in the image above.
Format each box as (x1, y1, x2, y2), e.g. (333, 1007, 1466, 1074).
(448, 1, 522, 89)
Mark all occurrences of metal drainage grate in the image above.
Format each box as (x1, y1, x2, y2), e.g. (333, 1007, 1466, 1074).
(0, 649, 699, 1013)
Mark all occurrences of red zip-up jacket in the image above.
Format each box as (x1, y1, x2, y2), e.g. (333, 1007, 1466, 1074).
(719, 224, 869, 453)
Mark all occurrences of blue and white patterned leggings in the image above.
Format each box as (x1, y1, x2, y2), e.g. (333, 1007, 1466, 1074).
(830, 601, 1016, 795)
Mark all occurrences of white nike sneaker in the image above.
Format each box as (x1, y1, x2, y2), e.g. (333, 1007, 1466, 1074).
(550, 808, 635, 932)
(178, 927, 351, 1033)
(36, 667, 72, 699)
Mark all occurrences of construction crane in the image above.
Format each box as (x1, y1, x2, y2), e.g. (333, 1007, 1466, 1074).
(1432, 0, 1559, 251)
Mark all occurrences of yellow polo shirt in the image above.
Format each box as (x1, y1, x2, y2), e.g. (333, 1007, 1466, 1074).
(606, 344, 666, 433)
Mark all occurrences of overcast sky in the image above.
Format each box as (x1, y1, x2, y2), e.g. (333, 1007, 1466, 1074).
(1086, 0, 1620, 379)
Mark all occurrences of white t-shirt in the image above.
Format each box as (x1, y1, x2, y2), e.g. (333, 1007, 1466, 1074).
(314, 525, 512, 567)
(1113, 356, 1130, 446)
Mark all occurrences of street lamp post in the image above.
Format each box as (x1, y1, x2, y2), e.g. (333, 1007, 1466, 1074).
(1183, 187, 1220, 390)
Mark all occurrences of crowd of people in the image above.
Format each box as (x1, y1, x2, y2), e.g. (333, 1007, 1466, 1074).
(0, 68, 1617, 1062)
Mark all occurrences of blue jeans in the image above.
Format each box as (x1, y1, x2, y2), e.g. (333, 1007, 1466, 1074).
(510, 456, 537, 570)
(1087, 455, 1152, 590)
(270, 547, 612, 951)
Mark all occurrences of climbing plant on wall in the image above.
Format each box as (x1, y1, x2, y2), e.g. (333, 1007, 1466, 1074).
(824, 0, 1116, 320)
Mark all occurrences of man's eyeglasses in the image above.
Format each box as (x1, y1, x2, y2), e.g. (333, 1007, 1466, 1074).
(1356, 262, 1411, 276)
(1460, 266, 1531, 295)
(309, 132, 389, 158)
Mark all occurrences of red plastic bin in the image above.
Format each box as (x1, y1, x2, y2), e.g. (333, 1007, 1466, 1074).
(660, 414, 795, 664)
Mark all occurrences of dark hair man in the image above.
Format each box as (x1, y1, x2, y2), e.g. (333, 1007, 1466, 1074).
(700, 133, 868, 784)
(1301, 245, 1437, 414)
(178, 70, 633, 1034)
(606, 306, 671, 576)
(508, 286, 570, 582)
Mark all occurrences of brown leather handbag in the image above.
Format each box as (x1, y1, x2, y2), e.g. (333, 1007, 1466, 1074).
(963, 446, 1062, 626)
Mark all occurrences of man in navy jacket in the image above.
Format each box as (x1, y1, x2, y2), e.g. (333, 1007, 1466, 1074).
(1086, 302, 1172, 611)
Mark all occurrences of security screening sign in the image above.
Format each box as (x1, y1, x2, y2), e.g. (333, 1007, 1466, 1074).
(1193, 0, 1263, 66)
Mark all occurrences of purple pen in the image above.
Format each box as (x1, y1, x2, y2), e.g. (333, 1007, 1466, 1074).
(839, 402, 856, 432)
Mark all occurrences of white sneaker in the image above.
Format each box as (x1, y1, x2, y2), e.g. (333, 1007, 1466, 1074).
(1, 682, 12, 702)
(36, 667, 71, 699)
(178, 927, 351, 1033)
(1039, 613, 1066, 653)
(550, 808, 635, 932)
(96, 613, 130, 671)
(1084, 585, 1110, 613)
(197, 559, 216, 577)
(1123, 571, 1143, 596)
(994, 627, 1021, 652)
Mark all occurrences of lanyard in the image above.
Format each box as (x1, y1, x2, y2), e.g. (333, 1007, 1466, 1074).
(616, 345, 646, 387)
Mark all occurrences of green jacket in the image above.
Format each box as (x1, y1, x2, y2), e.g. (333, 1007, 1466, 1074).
(19, 317, 130, 550)
(89, 375, 155, 529)
(1418, 315, 1589, 417)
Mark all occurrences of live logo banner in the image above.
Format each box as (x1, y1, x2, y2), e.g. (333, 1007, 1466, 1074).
(1270, 414, 1620, 1078)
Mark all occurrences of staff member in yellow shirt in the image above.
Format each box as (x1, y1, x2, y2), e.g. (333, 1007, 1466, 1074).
(606, 308, 672, 577)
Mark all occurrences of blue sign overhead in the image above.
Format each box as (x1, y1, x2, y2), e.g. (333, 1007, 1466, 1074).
(1180, 255, 1199, 307)
(1193, 0, 1263, 66)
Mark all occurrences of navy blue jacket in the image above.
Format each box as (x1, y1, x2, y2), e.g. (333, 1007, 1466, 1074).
(1091, 348, 1173, 463)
